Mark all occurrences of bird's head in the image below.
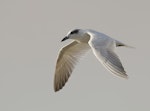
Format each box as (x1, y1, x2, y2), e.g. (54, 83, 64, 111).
(61, 29, 87, 42)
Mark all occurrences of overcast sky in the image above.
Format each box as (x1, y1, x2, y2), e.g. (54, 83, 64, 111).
(0, 0, 150, 111)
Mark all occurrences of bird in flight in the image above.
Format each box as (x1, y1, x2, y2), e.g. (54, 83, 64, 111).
(54, 29, 131, 92)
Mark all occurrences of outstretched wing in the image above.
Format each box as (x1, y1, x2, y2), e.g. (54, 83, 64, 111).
(54, 41, 90, 92)
(89, 38, 128, 79)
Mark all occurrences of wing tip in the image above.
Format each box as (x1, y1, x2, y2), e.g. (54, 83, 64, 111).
(54, 82, 65, 92)
(54, 87, 62, 92)
(117, 73, 129, 79)
(54, 76, 69, 92)
(54, 84, 64, 92)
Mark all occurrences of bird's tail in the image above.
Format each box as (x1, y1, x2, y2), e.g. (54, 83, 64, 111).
(115, 40, 135, 48)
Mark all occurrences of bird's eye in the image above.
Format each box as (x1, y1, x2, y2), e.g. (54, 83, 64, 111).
(70, 29, 79, 34)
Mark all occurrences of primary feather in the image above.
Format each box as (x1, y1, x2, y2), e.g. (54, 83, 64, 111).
(54, 29, 131, 92)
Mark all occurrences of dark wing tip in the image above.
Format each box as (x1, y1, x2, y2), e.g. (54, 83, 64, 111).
(54, 72, 70, 92)
(54, 86, 63, 92)
(54, 81, 66, 92)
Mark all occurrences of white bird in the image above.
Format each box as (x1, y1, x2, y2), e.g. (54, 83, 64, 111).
(54, 29, 131, 92)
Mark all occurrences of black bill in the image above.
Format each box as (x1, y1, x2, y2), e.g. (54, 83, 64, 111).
(61, 36, 69, 42)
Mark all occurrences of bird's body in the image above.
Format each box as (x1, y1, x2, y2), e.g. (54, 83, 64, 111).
(54, 29, 130, 92)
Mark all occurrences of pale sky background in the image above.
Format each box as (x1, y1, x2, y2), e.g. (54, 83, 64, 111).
(0, 0, 150, 111)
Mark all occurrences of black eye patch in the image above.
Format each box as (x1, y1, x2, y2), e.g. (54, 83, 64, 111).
(70, 29, 79, 34)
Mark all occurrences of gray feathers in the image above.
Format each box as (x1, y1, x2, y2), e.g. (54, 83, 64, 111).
(54, 29, 130, 92)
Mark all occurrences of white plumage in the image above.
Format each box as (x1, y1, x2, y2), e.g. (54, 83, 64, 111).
(54, 29, 130, 92)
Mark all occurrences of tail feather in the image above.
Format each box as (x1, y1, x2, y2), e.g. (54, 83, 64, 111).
(115, 40, 135, 48)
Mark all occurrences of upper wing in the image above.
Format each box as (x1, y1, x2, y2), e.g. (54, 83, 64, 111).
(89, 38, 128, 79)
(54, 41, 90, 92)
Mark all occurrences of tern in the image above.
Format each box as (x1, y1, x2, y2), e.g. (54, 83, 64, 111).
(54, 29, 131, 92)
